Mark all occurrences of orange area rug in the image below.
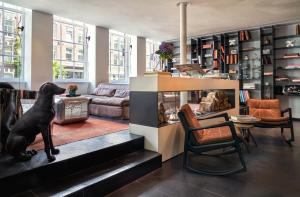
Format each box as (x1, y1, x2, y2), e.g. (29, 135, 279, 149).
(29, 117, 129, 150)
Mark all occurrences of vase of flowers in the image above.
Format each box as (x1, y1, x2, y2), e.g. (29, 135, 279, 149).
(155, 42, 174, 71)
(68, 84, 78, 97)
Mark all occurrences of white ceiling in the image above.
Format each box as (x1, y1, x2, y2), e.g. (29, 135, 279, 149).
(4, 0, 300, 41)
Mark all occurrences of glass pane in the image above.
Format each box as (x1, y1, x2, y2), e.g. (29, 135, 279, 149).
(74, 62, 84, 79)
(75, 44, 84, 61)
(53, 41, 61, 60)
(0, 10, 2, 32)
(52, 60, 61, 80)
(53, 22, 61, 40)
(61, 24, 73, 42)
(0, 32, 3, 54)
(4, 34, 14, 56)
(61, 60, 74, 79)
(61, 42, 73, 61)
(75, 26, 84, 44)
(3, 10, 22, 34)
(110, 65, 119, 81)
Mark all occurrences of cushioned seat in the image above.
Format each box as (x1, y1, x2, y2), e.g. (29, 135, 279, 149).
(91, 97, 129, 106)
(247, 99, 294, 146)
(199, 126, 242, 144)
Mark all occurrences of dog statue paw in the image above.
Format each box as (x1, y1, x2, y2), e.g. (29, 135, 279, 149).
(51, 148, 60, 155)
(47, 155, 56, 162)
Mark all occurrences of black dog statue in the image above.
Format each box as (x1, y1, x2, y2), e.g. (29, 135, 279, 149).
(6, 82, 65, 162)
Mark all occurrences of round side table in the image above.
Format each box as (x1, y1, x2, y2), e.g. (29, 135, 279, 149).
(230, 116, 261, 151)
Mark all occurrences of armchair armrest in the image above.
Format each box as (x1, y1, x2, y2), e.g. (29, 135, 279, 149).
(281, 108, 292, 118)
(197, 112, 229, 121)
(188, 121, 239, 141)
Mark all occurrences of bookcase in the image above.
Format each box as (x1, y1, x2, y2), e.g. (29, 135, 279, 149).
(168, 21, 300, 118)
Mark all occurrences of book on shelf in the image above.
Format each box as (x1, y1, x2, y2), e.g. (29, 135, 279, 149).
(286, 64, 300, 69)
(203, 43, 212, 49)
(264, 72, 273, 76)
(239, 30, 251, 41)
(243, 83, 256, 89)
(213, 49, 218, 59)
(262, 56, 272, 64)
(297, 24, 300, 35)
(283, 53, 300, 58)
(240, 90, 250, 103)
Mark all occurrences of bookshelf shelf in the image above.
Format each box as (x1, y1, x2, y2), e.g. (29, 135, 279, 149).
(176, 22, 300, 104)
(274, 46, 300, 50)
(274, 35, 300, 40)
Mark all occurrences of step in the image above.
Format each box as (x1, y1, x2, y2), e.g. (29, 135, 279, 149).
(0, 130, 145, 196)
(25, 150, 161, 197)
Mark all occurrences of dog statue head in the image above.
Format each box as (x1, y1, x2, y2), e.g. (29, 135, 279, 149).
(39, 82, 66, 97)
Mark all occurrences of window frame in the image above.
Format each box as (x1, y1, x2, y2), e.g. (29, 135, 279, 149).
(0, 3, 25, 81)
(109, 31, 131, 84)
(53, 16, 89, 82)
(146, 39, 160, 72)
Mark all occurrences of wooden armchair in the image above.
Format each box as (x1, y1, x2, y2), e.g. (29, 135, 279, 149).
(247, 99, 294, 146)
(178, 104, 246, 176)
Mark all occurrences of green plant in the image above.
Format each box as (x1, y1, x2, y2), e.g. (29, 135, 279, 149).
(53, 61, 65, 79)
(13, 33, 21, 78)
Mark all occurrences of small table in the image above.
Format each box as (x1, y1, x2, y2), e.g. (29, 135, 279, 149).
(54, 96, 89, 124)
(230, 115, 261, 148)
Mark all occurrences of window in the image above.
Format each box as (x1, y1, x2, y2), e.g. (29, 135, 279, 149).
(109, 30, 132, 83)
(53, 16, 89, 80)
(146, 39, 160, 71)
(66, 47, 72, 60)
(0, 3, 24, 80)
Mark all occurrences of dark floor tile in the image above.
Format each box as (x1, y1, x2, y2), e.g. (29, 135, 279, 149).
(106, 122, 300, 197)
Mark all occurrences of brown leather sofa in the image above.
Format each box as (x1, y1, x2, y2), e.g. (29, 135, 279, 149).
(84, 83, 129, 119)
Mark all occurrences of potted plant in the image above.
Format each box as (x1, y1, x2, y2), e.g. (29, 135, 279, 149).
(155, 42, 174, 71)
(67, 84, 78, 97)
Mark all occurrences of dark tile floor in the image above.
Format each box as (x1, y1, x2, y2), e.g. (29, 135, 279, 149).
(107, 122, 300, 197)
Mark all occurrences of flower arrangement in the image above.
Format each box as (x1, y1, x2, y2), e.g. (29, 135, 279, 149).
(155, 42, 174, 60)
(68, 84, 78, 91)
(67, 84, 78, 96)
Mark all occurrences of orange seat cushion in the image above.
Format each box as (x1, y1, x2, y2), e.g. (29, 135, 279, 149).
(180, 104, 203, 142)
(198, 126, 241, 144)
(247, 99, 281, 119)
(180, 104, 239, 144)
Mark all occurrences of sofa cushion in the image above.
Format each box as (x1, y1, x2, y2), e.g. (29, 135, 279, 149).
(95, 88, 116, 97)
(91, 97, 129, 106)
(114, 89, 129, 98)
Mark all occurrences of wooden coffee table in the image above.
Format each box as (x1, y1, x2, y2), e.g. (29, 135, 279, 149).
(230, 115, 261, 149)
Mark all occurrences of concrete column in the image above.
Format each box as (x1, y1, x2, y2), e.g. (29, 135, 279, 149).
(25, 11, 53, 91)
(94, 26, 109, 85)
(130, 36, 146, 78)
(136, 37, 146, 76)
(178, 2, 189, 106)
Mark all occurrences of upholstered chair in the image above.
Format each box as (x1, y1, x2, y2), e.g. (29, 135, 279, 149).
(247, 99, 294, 146)
(178, 104, 246, 176)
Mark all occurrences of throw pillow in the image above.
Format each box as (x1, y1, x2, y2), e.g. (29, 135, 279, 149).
(114, 89, 129, 98)
(96, 88, 116, 97)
